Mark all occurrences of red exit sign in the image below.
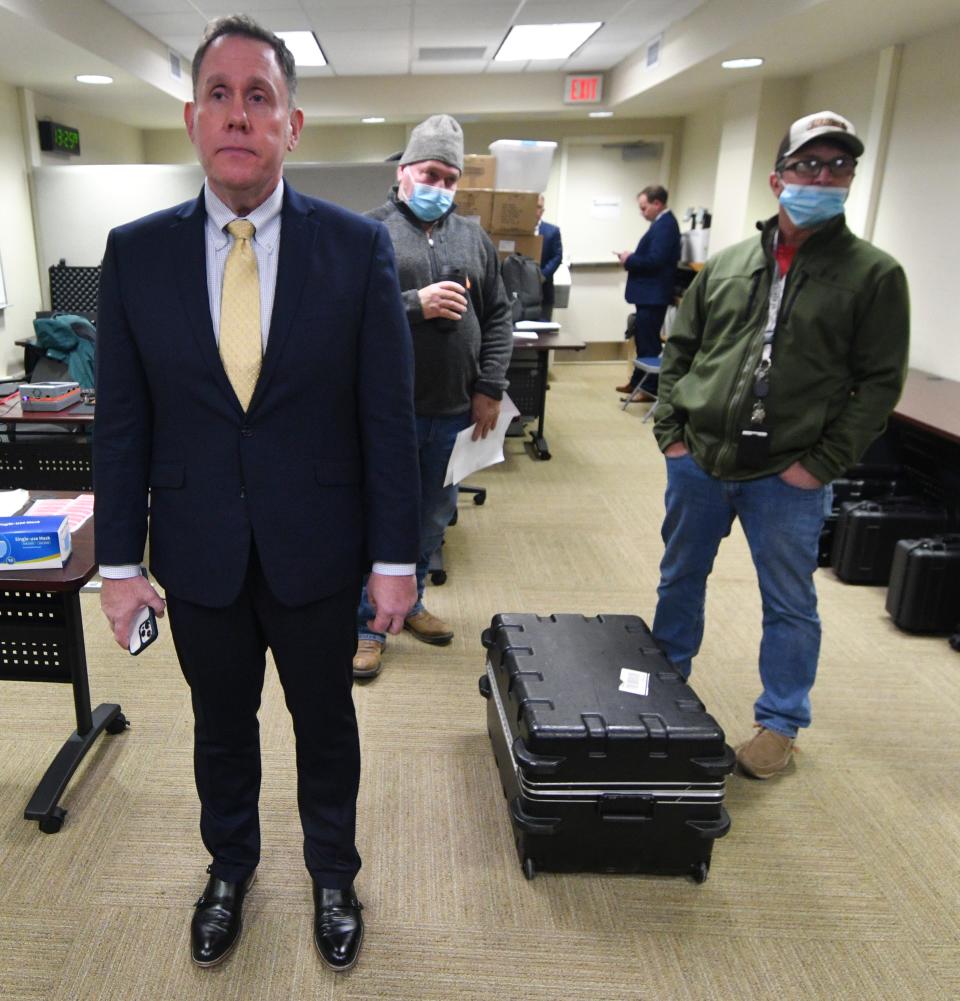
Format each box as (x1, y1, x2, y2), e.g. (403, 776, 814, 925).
(564, 74, 603, 104)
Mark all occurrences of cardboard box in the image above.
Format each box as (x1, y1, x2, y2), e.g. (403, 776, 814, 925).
(489, 232, 543, 261)
(459, 154, 496, 189)
(490, 190, 539, 234)
(454, 188, 494, 230)
(0, 515, 71, 569)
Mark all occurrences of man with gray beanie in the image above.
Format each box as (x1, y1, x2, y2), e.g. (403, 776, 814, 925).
(651, 111, 909, 778)
(353, 114, 513, 678)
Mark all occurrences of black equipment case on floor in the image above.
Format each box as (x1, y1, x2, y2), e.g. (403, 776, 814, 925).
(830, 498, 950, 584)
(479, 613, 734, 882)
(885, 536, 960, 633)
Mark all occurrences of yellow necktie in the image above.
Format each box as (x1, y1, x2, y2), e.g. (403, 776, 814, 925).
(220, 219, 262, 411)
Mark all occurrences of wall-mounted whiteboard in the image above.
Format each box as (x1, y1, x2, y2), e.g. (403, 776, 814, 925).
(30, 161, 396, 285)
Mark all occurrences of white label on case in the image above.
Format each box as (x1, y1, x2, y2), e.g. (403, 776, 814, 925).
(619, 668, 650, 696)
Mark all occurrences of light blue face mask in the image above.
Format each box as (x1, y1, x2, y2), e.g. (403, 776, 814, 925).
(779, 183, 849, 228)
(403, 181, 454, 222)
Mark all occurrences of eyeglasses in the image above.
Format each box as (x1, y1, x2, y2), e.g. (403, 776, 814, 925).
(777, 155, 857, 178)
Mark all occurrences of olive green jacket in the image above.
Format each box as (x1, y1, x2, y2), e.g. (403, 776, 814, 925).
(653, 215, 909, 483)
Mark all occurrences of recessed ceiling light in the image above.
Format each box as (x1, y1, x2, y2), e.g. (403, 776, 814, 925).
(494, 22, 603, 62)
(721, 57, 764, 69)
(362, 117, 385, 124)
(75, 74, 113, 85)
(589, 111, 613, 118)
(275, 31, 327, 67)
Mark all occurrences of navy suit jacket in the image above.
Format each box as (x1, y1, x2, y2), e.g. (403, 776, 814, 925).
(94, 183, 420, 608)
(538, 221, 563, 287)
(623, 210, 681, 306)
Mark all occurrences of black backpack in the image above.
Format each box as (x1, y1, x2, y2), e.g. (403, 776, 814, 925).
(500, 253, 543, 322)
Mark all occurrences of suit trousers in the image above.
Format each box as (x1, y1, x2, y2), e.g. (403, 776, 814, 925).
(167, 545, 362, 889)
(628, 303, 668, 390)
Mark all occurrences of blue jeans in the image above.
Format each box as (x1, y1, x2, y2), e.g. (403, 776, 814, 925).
(357, 411, 471, 645)
(651, 453, 826, 738)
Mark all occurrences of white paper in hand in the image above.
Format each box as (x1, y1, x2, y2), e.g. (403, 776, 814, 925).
(443, 394, 520, 486)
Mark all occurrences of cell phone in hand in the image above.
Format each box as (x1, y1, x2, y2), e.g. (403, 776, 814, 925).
(128, 567, 159, 656)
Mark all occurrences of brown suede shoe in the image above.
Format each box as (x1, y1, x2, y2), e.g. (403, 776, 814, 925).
(403, 608, 454, 645)
(736, 725, 795, 779)
(352, 639, 383, 679)
(615, 383, 633, 394)
(621, 389, 655, 403)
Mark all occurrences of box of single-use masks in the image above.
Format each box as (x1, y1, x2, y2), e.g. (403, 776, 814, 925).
(0, 515, 71, 569)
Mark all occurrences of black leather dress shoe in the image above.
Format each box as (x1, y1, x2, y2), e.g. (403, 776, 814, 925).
(313, 883, 364, 972)
(191, 867, 256, 967)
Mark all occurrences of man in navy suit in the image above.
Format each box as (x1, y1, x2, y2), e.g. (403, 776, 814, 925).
(536, 194, 563, 322)
(615, 185, 681, 399)
(93, 15, 419, 974)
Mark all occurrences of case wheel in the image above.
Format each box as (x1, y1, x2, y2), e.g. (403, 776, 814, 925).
(39, 806, 66, 834)
(429, 569, 447, 585)
(522, 857, 536, 881)
(691, 861, 709, 884)
(473, 491, 486, 506)
(105, 712, 129, 735)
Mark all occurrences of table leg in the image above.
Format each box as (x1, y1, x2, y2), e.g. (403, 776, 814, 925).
(528, 350, 552, 460)
(21, 590, 128, 833)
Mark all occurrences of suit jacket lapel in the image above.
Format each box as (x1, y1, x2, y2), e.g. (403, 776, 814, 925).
(171, 193, 239, 406)
(253, 184, 314, 405)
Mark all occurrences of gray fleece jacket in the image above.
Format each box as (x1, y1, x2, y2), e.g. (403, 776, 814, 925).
(367, 191, 513, 416)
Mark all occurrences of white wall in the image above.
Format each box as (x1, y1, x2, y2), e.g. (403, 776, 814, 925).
(872, 23, 960, 380)
(0, 82, 43, 375)
(673, 98, 723, 226)
(29, 90, 145, 165)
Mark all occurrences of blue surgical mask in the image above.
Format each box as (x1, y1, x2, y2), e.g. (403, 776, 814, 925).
(402, 181, 454, 222)
(778, 183, 849, 228)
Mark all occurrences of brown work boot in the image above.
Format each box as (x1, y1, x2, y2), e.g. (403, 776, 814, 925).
(352, 639, 383, 679)
(403, 608, 454, 645)
(736, 725, 795, 779)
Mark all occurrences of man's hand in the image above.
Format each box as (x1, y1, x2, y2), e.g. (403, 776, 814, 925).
(615, 250, 631, 265)
(367, 572, 417, 635)
(101, 575, 166, 649)
(419, 281, 467, 321)
(779, 461, 823, 490)
(664, 442, 689, 458)
(471, 393, 501, 440)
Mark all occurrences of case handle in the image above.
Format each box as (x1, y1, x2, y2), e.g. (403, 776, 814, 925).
(597, 793, 654, 822)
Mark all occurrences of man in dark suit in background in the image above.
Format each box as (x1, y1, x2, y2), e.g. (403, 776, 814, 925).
(536, 194, 563, 322)
(615, 185, 681, 399)
(93, 15, 419, 974)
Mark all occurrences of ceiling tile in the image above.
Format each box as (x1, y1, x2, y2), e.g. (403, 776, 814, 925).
(306, 6, 413, 32)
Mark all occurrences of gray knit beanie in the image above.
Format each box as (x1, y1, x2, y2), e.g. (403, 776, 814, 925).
(399, 114, 464, 172)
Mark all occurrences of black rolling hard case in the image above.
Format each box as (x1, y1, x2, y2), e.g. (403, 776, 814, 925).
(886, 536, 960, 633)
(831, 498, 950, 584)
(479, 613, 734, 883)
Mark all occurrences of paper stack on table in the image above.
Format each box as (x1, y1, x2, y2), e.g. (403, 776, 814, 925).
(26, 494, 95, 532)
(0, 490, 29, 517)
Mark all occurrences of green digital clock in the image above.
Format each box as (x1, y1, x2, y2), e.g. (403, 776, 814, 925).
(38, 120, 81, 156)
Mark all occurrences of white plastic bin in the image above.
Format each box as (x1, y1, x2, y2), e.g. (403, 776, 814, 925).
(489, 139, 557, 192)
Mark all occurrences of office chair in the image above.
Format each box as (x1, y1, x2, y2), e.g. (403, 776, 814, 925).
(428, 484, 487, 585)
(621, 355, 661, 422)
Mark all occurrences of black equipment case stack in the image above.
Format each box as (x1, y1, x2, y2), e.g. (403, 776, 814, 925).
(830, 498, 949, 584)
(479, 613, 734, 883)
(885, 536, 960, 633)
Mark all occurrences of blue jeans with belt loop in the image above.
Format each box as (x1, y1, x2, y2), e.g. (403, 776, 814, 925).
(651, 452, 827, 738)
(357, 410, 472, 646)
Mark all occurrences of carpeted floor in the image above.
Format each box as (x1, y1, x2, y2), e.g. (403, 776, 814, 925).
(1, 362, 957, 1001)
